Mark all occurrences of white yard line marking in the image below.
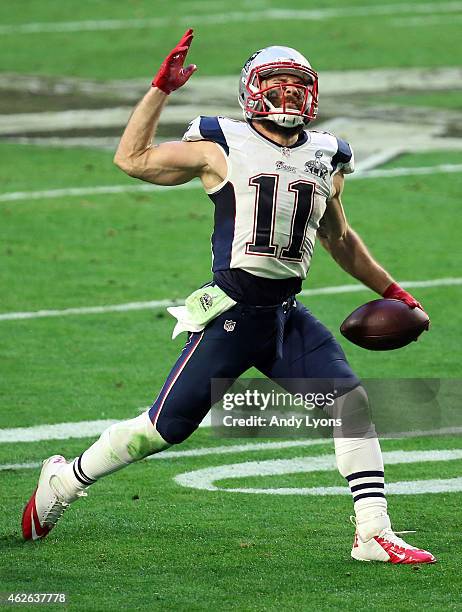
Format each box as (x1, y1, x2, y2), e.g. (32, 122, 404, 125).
(354, 149, 404, 174)
(1, 164, 461, 204)
(1, 277, 461, 322)
(1, 68, 459, 102)
(0, 107, 133, 135)
(0, 419, 118, 443)
(0, 180, 201, 202)
(301, 277, 462, 296)
(0, 461, 42, 471)
(2, 422, 462, 498)
(2, 413, 461, 445)
(174, 449, 462, 494)
(0, 299, 182, 321)
(201, 477, 462, 496)
(5, 437, 462, 493)
(353, 164, 462, 179)
(0, 439, 331, 472)
(0, 414, 212, 443)
(5, 136, 122, 151)
(0, 105, 232, 136)
(392, 14, 462, 26)
(0, 3, 461, 34)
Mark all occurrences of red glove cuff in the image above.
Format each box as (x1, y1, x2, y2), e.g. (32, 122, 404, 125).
(382, 282, 422, 310)
(382, 282, 401, 299)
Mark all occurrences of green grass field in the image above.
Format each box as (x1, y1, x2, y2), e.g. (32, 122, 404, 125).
(361, 90, 462, 110)
(1, 144, 462, 610)
(2, 435, 462, 611)
(1, 0, 462, 610)
(0, 0, 461, 78)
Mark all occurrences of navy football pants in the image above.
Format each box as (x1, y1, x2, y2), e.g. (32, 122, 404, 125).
(148, 301, 359, 444)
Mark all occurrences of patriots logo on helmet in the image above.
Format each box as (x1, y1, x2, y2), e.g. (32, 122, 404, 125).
(243, 50, 264, 72)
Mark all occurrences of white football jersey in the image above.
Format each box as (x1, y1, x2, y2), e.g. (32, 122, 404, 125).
(183, 116, 354, 280)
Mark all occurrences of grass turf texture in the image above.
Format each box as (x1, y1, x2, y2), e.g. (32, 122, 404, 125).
(0, 0, 461, 79)
(1, 147, 462, 608)
(1, 145, 461, 431)
(1, 434, 462, 611)
(360, 90, 462, 110)
(382, 150, 462, 169)
(1, 1, 462, 607)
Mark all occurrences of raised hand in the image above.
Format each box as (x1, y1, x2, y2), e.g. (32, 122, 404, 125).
(152, 28, 197, 94)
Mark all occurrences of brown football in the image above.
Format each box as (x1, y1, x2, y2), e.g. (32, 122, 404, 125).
(340, 298, 430, 350)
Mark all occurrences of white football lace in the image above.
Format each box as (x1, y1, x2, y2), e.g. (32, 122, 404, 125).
(379, 528, 412, 549)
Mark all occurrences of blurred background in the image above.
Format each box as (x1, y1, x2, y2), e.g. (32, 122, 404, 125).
(1, 1, 461, 158)
(1, 0, 461, 418)
(1, 3, 462, 608)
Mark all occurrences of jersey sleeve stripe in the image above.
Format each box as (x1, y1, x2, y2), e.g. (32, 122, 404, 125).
(199, 116, 230, 155)
(331, 137, 352, 171)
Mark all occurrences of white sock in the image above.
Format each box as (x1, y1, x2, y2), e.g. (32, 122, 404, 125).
(334, 434, 389, 540)
(331, 387, 390, 540)
(58, 411, 170, 492)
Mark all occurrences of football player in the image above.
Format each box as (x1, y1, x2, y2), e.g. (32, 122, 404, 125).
(22, 30, 435, 564)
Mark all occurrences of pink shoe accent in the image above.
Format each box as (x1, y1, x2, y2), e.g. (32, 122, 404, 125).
(375, 535, 436, 564)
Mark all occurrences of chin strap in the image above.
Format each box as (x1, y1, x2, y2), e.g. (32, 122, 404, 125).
(262, 96, 305, 127)
(267, 113, 305, 128)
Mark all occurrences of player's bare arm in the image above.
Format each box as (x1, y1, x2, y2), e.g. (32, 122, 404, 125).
(318, 172, 392, 293)
(114, 29, 226, 190)
(319, 172, 425, 311)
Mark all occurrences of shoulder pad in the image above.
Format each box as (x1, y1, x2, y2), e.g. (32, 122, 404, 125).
(332, 137, 354, 174)
(182, 116, 229, 155)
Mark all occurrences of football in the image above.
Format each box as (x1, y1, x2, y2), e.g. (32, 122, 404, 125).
(340, 298, 430, 350)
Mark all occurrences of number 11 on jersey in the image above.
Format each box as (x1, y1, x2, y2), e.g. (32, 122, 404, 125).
(246, 173, 315, 262)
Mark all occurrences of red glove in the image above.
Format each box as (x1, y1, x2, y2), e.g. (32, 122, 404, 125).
(152, 29, 197, 94)
(382, 282, 423, 310)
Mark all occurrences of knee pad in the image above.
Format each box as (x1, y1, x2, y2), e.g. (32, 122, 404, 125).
(106, 411, 170, 462)
(155, 414, 199, 445)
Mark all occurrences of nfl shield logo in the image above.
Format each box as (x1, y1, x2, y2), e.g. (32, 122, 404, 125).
(223, 320, 236, 332)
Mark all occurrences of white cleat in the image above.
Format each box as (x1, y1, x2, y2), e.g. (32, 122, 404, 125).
(351, 522, 436, 564)
(22, 455, 86, 541)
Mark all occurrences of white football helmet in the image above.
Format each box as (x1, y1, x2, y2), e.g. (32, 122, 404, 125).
(238, 46, 318, 128)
